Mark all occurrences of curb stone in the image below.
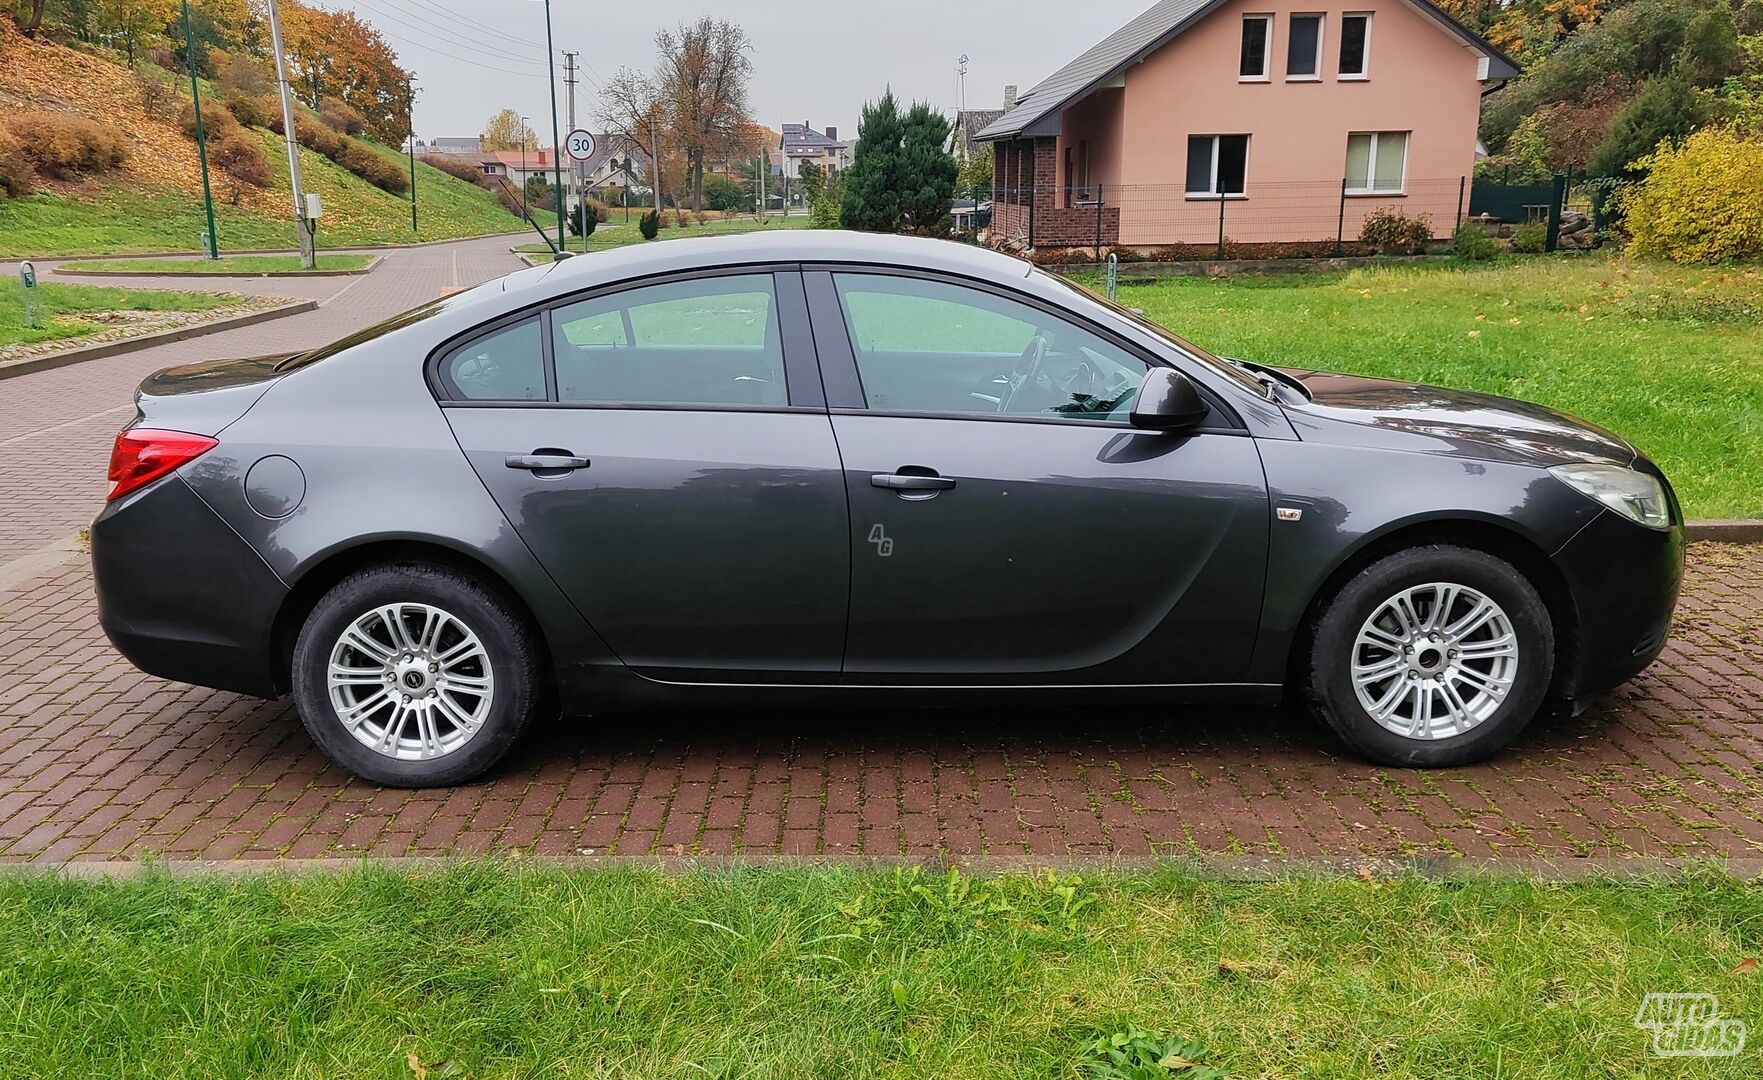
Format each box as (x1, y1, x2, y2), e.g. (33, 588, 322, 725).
(51, 255, 383, 280)
(0, 299, 317, 381)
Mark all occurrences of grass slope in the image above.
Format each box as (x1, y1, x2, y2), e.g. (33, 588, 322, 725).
(1, 864, 1757, 1078)
(1096, 255, 1763, 518)
(1, 280, 237, 348)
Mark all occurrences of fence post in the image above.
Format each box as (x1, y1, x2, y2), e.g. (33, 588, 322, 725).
(1545, 173, 1566, 253)
(1335, 178, 1347, 257)
(1455, 176, 1466, 231)
(1216, 194, 1226, 262)
(1028, 184, 1036, 250)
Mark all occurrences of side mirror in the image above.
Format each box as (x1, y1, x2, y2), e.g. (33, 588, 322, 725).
(1131, 368, 1209, 431)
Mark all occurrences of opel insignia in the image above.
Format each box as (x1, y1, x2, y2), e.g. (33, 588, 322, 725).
(92, 233, 1683, 787)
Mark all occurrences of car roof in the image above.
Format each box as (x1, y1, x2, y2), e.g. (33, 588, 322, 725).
(510, 230, 1034, 301)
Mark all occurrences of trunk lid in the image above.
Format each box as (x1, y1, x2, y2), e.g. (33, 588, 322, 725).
(130, 353, 294, 436)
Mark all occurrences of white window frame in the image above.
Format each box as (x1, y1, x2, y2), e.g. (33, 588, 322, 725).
(1240, 14, 1273, 82)
(1185, 135, 1250, 200)
(1286, 13, 1325, 82)
(1346, 131, 1408, 196)
(1338, 12, 1372, 81)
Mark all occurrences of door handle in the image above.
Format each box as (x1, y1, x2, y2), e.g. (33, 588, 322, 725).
(506, 452, 590, 472)
(872, 472, 956, 492)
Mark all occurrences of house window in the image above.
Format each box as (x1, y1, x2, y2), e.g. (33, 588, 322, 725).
(1287, 13, 1324, 79)
(1186, 135, 1248, 197)
(1240, 15, 1272, 80)
(1339, 14, 1371, 79)
(1345, 131, 1408, 194)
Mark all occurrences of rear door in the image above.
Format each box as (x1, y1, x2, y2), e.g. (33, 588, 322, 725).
(440, 269, 851, 678)
(806, 269, 1269, 685)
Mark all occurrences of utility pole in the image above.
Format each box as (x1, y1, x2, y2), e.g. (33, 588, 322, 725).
(651, 112, 664, 213)
(563, 49, 579, 240)
(180, 0, 219, 260)
(264, 0, 314, 269)
(406, 77, 419, 233)
(541, 0, 566, 252)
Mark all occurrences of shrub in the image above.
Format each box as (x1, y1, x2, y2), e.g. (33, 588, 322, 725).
(179, 100, 240, 143)
(1453, 221, 1499, 261)
(318, 98, 370, 137)
(336, 140, 408, 194)
(1513, 221, 1549, 253)
(568, 202, 598, 238)
(639, 208, 660, 239)
(133, 69, 180, 116)
(7, 112, 128, 179)
(422, 154, 491, 186)
(294, 120, 346, 159)
(1624, 126, 1763, 262)
(211, 131, 271, 195)
(1359, 208, 1433, 254)
(221, 92, 270, 129)
(0, 125, 32, 198)
(586, 197, 609, 223)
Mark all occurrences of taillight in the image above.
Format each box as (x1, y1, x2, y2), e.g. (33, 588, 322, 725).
(106, 428, 218, 502)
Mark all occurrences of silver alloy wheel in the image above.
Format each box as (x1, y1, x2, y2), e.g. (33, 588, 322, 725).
(326, 603, 494, 761)
(1350, 582, 1520, 741)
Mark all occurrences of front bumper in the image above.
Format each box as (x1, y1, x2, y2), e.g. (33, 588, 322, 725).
(1551, 507, 1685, 702)
(91, 474, 287, 698)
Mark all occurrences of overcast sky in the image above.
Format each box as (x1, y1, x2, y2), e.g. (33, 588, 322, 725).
(330, 0, 1152, 144)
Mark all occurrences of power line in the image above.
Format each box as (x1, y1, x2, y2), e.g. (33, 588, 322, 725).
(399, 0, 544, 51)
(350, 0, 548, 68)
(373, 25, 554, 81)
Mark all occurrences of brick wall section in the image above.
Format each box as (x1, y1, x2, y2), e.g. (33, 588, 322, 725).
(988, 137, 1122, 251)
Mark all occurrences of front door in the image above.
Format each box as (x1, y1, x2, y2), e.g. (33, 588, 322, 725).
(441, 271, 850, 677)
(811, 270, 1269, 684)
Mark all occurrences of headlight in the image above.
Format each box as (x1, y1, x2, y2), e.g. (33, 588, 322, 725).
(1549, 463, 1671, 530)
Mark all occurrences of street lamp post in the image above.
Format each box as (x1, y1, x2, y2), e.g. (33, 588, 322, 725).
(540, 0, 567, 252)
(406, 77, 418, 233)
(520, 115, 530, 220)
(179, 0, 219, 260)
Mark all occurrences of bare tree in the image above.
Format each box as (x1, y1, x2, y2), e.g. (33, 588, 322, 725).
(654, 18, 754, 212)
(594, 66, 665, 211)
(21, 0, 47, 35)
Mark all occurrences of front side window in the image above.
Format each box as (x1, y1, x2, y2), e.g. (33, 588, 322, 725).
(1240, 14, 1272, 79)
(1338, 14, 1371, 78)
(1346, 131, 1408, 194)
(1287, 13, 1324, 79)
(833, 274, 1149, 424)
(441, 317, 546, 401)
(1186, 135, 1249, 197)
(550, 274, 787, 406)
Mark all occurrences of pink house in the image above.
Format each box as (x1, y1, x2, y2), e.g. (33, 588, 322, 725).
(978, 0, 1517, 250)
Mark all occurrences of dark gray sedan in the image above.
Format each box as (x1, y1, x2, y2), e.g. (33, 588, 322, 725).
(91, 233, 1683, 786)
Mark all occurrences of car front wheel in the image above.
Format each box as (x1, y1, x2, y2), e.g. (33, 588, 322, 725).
(1307, 544, 1554, 768)
(292, 563, 542, 787)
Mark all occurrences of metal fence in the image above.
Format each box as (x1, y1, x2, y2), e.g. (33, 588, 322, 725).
(980, 177, 1471, 257)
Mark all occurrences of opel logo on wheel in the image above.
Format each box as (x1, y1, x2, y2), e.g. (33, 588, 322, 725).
(403, 671, 425, 690)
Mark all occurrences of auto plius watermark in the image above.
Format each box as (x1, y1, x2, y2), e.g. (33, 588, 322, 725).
(1634, 994, 1747, 1057)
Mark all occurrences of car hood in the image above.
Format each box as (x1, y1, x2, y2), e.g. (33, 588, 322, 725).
(1273, 367, 1636, 468)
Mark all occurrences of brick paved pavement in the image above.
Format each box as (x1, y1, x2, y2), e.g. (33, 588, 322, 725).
(1, 235, 1760, 864)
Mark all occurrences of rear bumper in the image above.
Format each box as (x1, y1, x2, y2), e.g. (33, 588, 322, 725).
(1552, 508, 1685, 701)
(91, 475, 287, 699)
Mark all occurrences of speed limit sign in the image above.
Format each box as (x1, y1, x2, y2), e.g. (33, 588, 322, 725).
(565, 129, 597, 162)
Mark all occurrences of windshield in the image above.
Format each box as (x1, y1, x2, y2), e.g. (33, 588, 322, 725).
(273, 279, 503, 373)
(1031, 269, 1271, 397)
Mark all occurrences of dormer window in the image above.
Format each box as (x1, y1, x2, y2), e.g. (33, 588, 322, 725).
(1287, 13, 1324, 80)
(1339, 13, 1371, 79)
(1240, 15, 1272, 81)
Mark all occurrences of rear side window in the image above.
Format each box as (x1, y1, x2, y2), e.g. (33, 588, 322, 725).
(550, 275, 786, 406)
(441, 318, 546, 401)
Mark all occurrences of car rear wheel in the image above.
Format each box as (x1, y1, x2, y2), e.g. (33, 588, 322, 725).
(1306, 545, 1554, 768)
(292, 563, 541, 787)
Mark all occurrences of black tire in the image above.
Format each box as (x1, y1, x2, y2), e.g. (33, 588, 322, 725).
(292, 563, 542, 787)
(1306, 544, 1554, 768)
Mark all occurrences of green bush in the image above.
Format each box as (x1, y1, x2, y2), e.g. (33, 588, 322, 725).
(7, 111, 128, 179)
(220, 92, 270, 129)
(1358, 207, 1433, 254)
(1513, 222, 1549, 253)
(639, 208, 660, 240)
(568, 201, 598, 238)
(1624, 126, 1763, 262)
(1454, 221, 1499, 260)
(704, 173, 746, 212)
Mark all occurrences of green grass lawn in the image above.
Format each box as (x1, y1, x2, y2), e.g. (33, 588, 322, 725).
(1091, 255, 1763, 519)
(1, 864, 1757, 1078)
(1, 280, 239, 349)
(57, 254, 374, 274)
(0, 139, 526, 258)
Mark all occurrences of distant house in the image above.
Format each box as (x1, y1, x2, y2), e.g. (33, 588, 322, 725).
(949, 103, 1007, 161)
(478, 149, 562, 191)
(977, 0, 1517, 250)
(779, 121, 850, 182)
(574, 134, 653, 196)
